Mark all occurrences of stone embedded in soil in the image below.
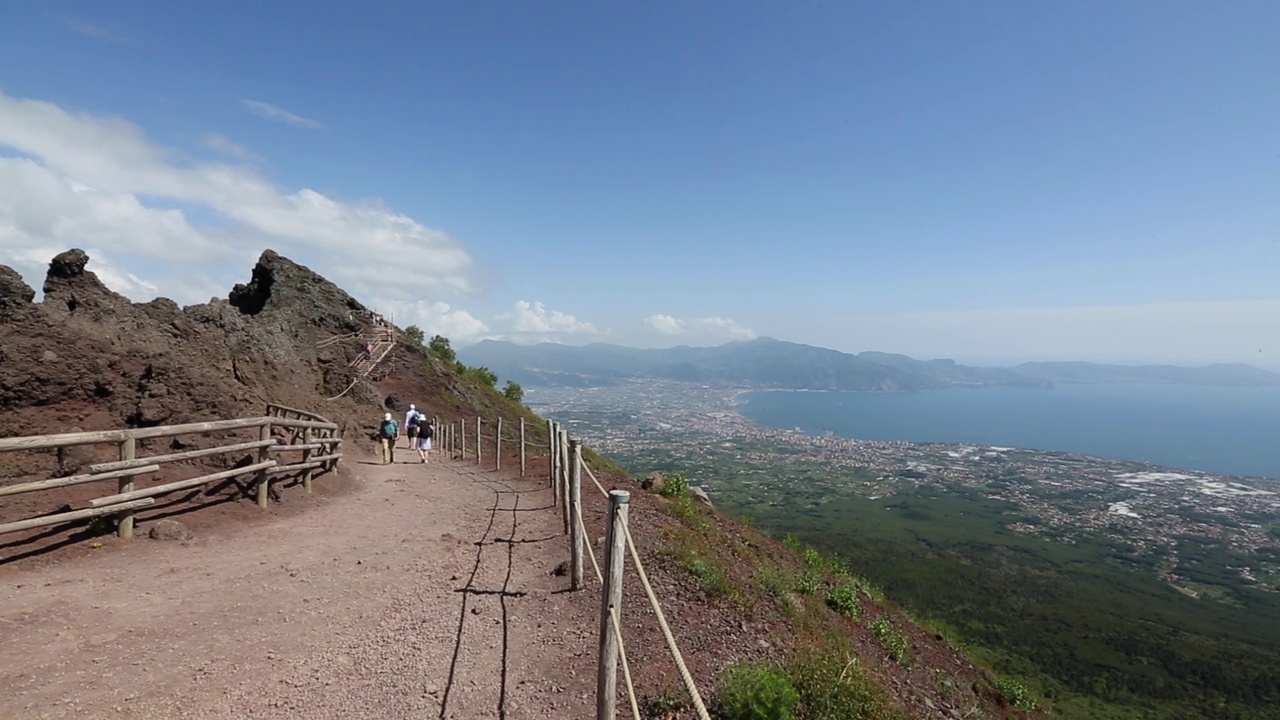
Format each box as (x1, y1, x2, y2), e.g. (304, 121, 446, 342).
(149, 520, 195, 541)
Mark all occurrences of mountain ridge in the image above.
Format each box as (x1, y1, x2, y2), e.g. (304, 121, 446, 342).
(459, 337, 1280, 390)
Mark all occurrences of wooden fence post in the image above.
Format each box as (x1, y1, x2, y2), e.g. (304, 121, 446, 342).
(256, 422, 272, 508)
(548, 420, 557, 499)
(302, 427, 314, 493)
(476, 416, 483, 466)
(559, 428, 570, 534)
(520, 418, 526, 478)
(460, 419, 466, 460)
(495, 417, 502, 472)
(117, 437, 137, 539)
(597, 490, 630, 720)
(570, 439, 584, 591)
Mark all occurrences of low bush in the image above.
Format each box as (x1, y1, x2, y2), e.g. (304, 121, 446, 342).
(717, 660, 800, 720)
(825, 583, 861, 619)
(995, 676, 1038, 712)
(658, 471, 690, 498)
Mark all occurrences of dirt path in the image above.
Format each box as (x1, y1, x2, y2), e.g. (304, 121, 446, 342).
(0, 450, 600, 719)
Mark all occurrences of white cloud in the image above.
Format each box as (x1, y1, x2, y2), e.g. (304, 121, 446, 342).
(374, 299, 490, 345)
(241, 99, 324, 130)
(0, 90, 474, 308)
(644, 313, 757, 342)
(201, 133, 259, 163)
(494, 301, 600, 342)
(56, 13, 128, 43)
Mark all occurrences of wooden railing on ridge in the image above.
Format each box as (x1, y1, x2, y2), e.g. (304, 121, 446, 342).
(434, 412, 712, 720)
(321, 327, 397, 400)
(0, 404, 343, 540)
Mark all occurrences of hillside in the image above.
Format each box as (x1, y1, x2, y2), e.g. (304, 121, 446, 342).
(0, 249, 1037, 719)
(458, 338, 1280, 390)
(0, 248, 539, 531)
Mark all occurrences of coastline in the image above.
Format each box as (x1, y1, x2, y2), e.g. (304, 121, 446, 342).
(729, 384, 1280, 483)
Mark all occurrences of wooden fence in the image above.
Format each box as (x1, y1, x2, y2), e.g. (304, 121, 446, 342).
(436, 411, 711, 720)
(0, 404, 343, 540)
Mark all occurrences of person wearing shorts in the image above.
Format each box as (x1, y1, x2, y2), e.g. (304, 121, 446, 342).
(415, 420, 433, 464)
(404, 404, 421, 449)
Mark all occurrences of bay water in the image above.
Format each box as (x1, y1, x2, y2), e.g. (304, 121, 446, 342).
(735, 384, 1280, 479)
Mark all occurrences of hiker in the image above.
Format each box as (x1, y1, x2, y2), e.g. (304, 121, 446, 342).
(405, 404, 422, 449)
(415, 417, 434, 463)
(378, 413, 399, 464)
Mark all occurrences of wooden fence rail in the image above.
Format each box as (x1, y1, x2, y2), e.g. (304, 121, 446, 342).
(0, 405, 343, 540)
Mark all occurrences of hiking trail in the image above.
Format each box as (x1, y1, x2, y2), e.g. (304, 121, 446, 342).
(0, 447, 601, 719)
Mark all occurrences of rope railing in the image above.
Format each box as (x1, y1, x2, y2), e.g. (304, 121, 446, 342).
(433, 412, 711, 719)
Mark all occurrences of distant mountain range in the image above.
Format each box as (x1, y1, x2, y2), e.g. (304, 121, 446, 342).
(458, 338, 1280, 391)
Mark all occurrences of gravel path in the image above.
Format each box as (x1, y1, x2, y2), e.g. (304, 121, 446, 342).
(0, 451, 600, 719)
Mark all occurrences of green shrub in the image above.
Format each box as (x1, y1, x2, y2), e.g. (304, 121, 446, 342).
(783, 533, 803, 553)
(796, 571, 822, 596)
(502, 380, 524, 402)
(788, 649, 897, 720)
(825, 583, 861, 619)
(995, 676, 1038, 711)
(717, 660, 800, 720)
(658, 471, 690, 499)
(802, 546, 822, 569)
(870, 618, 911, 666)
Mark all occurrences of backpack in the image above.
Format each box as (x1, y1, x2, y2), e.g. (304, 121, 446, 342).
(421, 422, 434, 439)
(380, 420, 397, 439)
(407, 415, 420, 431)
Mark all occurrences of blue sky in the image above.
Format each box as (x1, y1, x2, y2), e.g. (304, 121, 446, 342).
(1, 1, 1277, 366)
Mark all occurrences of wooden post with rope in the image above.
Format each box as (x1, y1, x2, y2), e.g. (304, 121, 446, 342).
(476, 416, 482, 467)
(460, 419, 467, 461)
(597, 490, 630, 720)
(519, 418, 526, 477)
(559, 427, 570, 534)
(549, 420, 559, 507)
(495, 417, 502, 472)
(570, 439, 584, 591)
(116, 437, 137, 539)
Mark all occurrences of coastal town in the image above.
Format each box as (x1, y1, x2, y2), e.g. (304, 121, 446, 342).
(528, 379, 1280, 595)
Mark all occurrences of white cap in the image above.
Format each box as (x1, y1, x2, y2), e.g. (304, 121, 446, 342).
(384, 413, 392, 421)
(409, 404, 416, 410)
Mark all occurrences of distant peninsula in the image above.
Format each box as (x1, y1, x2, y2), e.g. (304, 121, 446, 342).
(458, 337, 1280, 392)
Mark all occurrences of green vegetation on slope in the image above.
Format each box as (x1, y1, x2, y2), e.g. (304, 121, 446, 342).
(611, 445, 1280, 720)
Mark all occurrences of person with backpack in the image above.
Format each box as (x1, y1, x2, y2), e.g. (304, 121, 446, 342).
(404, 404, 422, 449)
(378, 413, 399, 464)
(415, 415, 434, 463)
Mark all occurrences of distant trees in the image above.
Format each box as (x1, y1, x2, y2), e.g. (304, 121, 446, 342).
(404, 325, 425, 347)
(428, 334, 456, 364)
(502, 381, 524, 403)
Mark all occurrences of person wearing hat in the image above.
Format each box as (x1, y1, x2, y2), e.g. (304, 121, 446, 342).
(378, 413, 399, 464)
(404, 404, 422, 449)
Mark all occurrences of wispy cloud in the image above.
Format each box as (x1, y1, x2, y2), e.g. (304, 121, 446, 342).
(241, 100, 324, 130)
(200, 133, 259, 163)
(55, 13, 128, 43)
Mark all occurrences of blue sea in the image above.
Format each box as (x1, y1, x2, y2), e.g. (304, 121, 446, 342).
(735, 384, 1280, 480)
